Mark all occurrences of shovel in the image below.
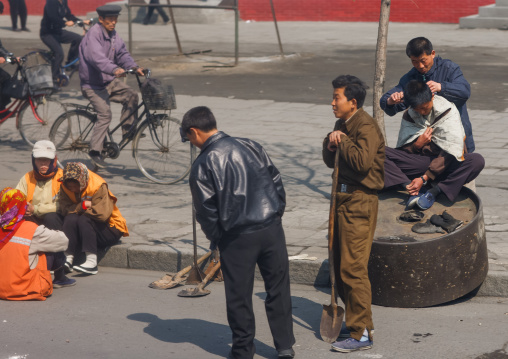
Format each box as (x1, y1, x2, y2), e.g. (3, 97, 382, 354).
(320, 147, 345, 343)
(148, 250, 212, 289)
(177, 260, 221, 297)
(204, 249, 223, 282)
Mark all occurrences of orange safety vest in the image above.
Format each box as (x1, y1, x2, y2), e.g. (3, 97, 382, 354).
(25, 168, 64, 203)
(0, 221, 53, 301)
(61, 171, 129, 236)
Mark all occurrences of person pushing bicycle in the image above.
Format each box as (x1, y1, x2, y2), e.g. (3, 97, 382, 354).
(40, 0, 90, 88)
(79, 5, 144, 168)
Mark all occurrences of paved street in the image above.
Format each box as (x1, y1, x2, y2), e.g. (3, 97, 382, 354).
(1, 267, 508, 359)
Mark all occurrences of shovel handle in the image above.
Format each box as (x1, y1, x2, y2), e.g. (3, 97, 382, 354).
(197, 261, 221, 290)
(328, 148, 340, 307)
(174, 251, 212, 280)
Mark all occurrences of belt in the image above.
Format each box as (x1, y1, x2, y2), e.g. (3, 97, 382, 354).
(336, 183, 377, 195)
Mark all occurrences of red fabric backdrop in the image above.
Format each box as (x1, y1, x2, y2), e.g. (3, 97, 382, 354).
(6, 0, 495, 23)
(238, 0, 495, 23)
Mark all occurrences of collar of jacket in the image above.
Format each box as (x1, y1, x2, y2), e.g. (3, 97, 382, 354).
(200, 131, 229, 152)
(343, 108, 365, 133)
(100, 24, 116, 40)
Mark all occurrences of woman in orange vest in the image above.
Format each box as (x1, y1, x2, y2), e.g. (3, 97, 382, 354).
(16, 140, 64, 230)
(15, 141, 75, 288)
(58, 162, 129, 275)
(0, 187, 73, 301)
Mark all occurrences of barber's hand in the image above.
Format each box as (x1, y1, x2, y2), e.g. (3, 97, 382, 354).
(406, 178, 424, 196)
(0, 57, 5, 64)
(114, 68, 126, 77)
(65, 21, 75, 27)
(426, 81, 441, 93)
(25, 203, 35, 216)
(135, 67, 145, 76)
(327, 130, 346, 152)
(414, 127, 433, 150)
(387, 91, 404, 105)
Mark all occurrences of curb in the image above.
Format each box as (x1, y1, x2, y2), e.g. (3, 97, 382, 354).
(98, 242, 508, 298)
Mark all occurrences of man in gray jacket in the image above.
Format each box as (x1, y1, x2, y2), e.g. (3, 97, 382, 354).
(181, 106, 295, 359)
(78, 5, 144, 168)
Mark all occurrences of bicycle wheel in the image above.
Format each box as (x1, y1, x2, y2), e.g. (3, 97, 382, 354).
(49, 109, 96, 167)
(18, 95, 66, 146)
(133, 115, 192, 185)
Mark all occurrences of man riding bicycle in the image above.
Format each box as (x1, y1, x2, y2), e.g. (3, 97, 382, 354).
(40, 0, 90, 88)
(79, 5, 144, 168)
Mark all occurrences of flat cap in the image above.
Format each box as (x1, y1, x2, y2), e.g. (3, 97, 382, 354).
(96, 4, 122, 17)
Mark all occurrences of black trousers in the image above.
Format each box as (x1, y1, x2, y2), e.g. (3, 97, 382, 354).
(62, 213, 122, 256)
(8, 0, 27, 30)
(40, 30, 82, 81)
(219, 218, 295, 359)
(144, 0, 169, 23)
(0, 68, 12, 111)
(384, 146, 485, 202)
(25, 213, 66, 271)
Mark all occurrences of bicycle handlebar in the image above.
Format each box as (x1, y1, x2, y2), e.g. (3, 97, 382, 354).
(5, 53, 25, 64)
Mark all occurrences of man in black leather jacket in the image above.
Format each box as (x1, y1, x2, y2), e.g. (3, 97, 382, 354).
(182, 106, 295, 359)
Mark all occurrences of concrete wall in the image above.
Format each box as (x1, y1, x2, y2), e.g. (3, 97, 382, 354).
(238, 0, 496, 23)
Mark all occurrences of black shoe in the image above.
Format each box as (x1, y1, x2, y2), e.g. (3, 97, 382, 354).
(21, 27, 30, 32)
(411, 219, 445, 234)
(89, 150, 107, 168)
(430, 211, 463, 233)
(399, 210, 424, 222)
(64, 261, 73, 273)
(278, 347, 295, 358)
(13, 28, 22, 32)
(73, 264, 98, 275)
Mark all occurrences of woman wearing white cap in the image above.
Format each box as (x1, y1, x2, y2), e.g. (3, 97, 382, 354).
(15, 140, 75, 288)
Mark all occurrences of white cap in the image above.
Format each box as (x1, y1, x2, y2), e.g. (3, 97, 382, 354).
(32, 140, 56, 159)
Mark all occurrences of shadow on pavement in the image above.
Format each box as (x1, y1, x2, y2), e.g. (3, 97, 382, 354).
(127, 313, 273, 358)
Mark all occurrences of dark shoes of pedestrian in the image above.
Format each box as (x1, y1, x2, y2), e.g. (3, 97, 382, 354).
(278, 347, 295, 358)
(53, 276, 76, 288)
(430, 210, 463, 233)
(331, 338, 373, 353)
(12, 28, 21, 32)
(64, 261, 73, 273)
(89, 150, 107, 168)
(73, 264, 98, 275)
(21, 27, 30, 32)
(411, 219, 445, 234)
(399, 209, 424, 222)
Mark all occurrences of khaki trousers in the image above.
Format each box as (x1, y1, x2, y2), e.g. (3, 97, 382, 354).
(82, 78, 139, 152)
(333, 190, 378, 341)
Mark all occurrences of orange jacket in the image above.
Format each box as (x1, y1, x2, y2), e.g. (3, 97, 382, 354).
(61, 171, 129, 236)
(0, 221, 53, 301)
(25, 169, 64, 203)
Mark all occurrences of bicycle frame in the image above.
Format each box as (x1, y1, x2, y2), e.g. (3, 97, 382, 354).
(0, 92, 46, 129)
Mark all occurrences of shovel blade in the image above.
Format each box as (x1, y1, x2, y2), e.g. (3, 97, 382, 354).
(177, 287, 211, 297)
(320, 303, 345, 343)
(148, 274, 186, 290)
(186, 265, 206, 285)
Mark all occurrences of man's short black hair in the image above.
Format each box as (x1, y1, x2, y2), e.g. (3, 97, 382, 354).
(332, 75, 369, 108)
(182, 106, 217, 134)
(406, 37, 433, 58)
(403, 80, 433, 108)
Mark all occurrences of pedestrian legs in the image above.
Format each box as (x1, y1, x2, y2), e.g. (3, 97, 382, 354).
(107, 79, 139, 134)
(82, 87, 112, 152)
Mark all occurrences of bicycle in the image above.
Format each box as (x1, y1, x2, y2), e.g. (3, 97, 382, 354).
(0, 53, 66, 146)
(49, 69, 194, 185)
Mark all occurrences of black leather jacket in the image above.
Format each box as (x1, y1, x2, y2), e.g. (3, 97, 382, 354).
(40, 0, 80, 36)
(189, 131, 286, 248)
(0, 40, 9, 58)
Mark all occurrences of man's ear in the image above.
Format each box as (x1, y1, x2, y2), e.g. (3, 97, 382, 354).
(350, 97, 358, 110)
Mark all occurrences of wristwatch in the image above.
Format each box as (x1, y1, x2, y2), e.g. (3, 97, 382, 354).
(420, 176, 428, 186)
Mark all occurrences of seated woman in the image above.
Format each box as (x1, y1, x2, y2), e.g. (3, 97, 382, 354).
(0, 187, 74, 301)
(384, 80, 485, 210)
(16, 140, 64, 230)
(58, 162, 129, 275)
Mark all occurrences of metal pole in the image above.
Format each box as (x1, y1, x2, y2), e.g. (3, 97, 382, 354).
(128, 2, 133, 53)
(166, 0, 183, 55)
(269, 0, 284, 58)
(234, 0, 239, 66)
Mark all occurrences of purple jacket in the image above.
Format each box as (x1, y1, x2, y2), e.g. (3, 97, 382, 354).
(79, 24, 137, 90)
